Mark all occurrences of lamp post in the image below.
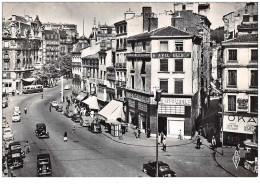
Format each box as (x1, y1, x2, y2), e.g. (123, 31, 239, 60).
(154, 89, 162, 177)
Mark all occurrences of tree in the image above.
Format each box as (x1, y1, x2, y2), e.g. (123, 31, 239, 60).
(54, 54, 72, 77)
(211, 26, 224, 44)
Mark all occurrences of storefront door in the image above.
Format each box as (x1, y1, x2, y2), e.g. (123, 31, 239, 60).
(168, 119, 184, 137)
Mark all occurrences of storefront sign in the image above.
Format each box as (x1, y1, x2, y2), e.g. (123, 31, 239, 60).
(223, 115, 257, 134)
(126, 53, 151, 58)
(237, 98, 248, 111)
(152, 52, 191, 59)
(150, 97, 191, 106)
(126, 91, 150, 103)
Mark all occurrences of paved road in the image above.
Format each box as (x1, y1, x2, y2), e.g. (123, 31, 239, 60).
(2, 79, 233, 177)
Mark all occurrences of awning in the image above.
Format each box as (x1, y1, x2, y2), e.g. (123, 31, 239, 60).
(243, 139, 258, 148)
(76, 92, 87, 101)
(82, 96, 99, 110)
(22, 78, 36, 82)
(98, 100, 125, 121)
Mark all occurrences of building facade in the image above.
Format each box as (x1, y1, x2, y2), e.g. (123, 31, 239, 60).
(126, 26, 202, 138)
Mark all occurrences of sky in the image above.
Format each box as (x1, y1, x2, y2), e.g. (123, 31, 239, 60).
(2, 1, 247, 37)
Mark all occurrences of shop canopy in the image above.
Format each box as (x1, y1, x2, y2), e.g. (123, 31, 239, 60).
(76, 92, 87, 101)
(98, 100, 125, 121)
(243, 139, 258, 149)
(22, 78, 36, 83)
(82, 96, 99, 110)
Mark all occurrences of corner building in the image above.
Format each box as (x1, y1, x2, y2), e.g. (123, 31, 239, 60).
(125, 26, 202, 138)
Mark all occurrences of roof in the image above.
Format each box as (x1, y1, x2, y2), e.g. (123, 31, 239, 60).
(114, 20, 127, 26)
(37, 153, 50, 159)
(222, 34, 258, 44)
(128, 26, 191, 41)
(82, 53, 99, 59)
(72, 42, 89, 53)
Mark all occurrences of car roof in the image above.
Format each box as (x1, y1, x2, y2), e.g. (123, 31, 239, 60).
(37, 153, 50, 159)
(9, 141, 21, 146)
(36, 123, 46, 126)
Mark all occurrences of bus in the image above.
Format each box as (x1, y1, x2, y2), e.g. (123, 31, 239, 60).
(22, 85, 43, 94)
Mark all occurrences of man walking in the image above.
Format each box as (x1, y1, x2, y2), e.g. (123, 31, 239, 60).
(211, 136, 217, 150)
(162, 137, 166, 152)
(24, 106, 27, 114)
(64, 132, 68, 142)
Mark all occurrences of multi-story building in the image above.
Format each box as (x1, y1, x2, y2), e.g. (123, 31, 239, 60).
(2, 14, 42, 93)
(221, 3, 258, 146)
(126, 26, 202, 137)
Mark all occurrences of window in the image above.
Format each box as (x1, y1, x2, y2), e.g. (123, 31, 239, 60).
(175, 41, 183, 51)
(175, 80, 183, 94)
(228, 95, 236, 111)
(160, 41, 168, 52)
(253, 15, 258, 22)
(175, 59, 183, 72)
(182, 4, 186, 10)
(228, 70, 237, 87)
(251, 50, 258, 61)
(160, 59, 168, 71)
(228, 50, 237, 61)
(250, 70, 258, 87)
(243, 15, 250, 22)
(141, 60, 146, 74)
(142, 77, 145, 91)
(250, 96, 258, 113)
(131, 60, 135, 69)
(131, 76, 134, 89)
(160, 80, 168, 93)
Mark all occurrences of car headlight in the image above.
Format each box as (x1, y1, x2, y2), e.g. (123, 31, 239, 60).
(39, 168, 42, 170)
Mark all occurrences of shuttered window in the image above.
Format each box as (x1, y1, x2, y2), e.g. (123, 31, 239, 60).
(251, 50, 258, 61)
(175, 80, 183, 94)
(160, 59, 168, 71)
(228, 50, 237, 61)
(250, 96, 258, 113)
(251, 70, 258, 87)
(228, 70, 237, 87)
(160, 80, 168, 93)
(228, 95, 236, 111)
(175, 59, 183, 72)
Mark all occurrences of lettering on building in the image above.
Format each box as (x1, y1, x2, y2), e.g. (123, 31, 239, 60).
(126, 92, 150, 103)
(126, 53, 151, 58)
(152, 52, 191, 59)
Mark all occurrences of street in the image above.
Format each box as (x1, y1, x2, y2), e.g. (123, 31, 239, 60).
(2, 79, 233, 177)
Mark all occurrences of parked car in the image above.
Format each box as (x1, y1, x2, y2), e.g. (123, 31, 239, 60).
(37, 154, 52, 176)
(142, 161, 176, 177)
(56, 104, 63, 112)
(13, 106, 21, 115)
(64, 109, 74, 118)
(89, 122, 102, 133)
(3, 127, 14, 140)
(12, 113, 21, 122)
(64, 85, 70, 90)
(2, 98, 8, 108)
(35, 123, 49, 138)
(72, 114, 81, 123)
(7, 142, 25, 169)
(80, 116, 92, 127)
(51, 101, 58, 108)
(3, 137, 14, 149)
(2, 117, 9, 128)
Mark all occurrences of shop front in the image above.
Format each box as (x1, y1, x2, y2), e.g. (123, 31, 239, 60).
(223, 115, 257, 146)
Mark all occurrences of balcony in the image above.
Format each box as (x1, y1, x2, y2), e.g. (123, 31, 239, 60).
(115, 63, 126, 69)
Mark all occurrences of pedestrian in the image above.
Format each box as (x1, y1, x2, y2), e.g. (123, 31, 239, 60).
(211, 136, 216, 150)
(162, 137, 166, 151)
(25, 141, 30, 154)
(137, 127, 141, 138)
(41, 93, 43, 99)
(199, 126, 202, 135)
(24, 106, 27, 114)
(196, 135, 201, 149)
(134, 126, 138, 138)
(178, 130, 182, 140)
(147, 128, 151, 138)
(161, 132, 164, 144)
(64, 132, 68, 142)
(49, 105, 51, 112)
(236, 144, 240, 154)
(158, 133, 161, 144)
(72, 126, 76, 134)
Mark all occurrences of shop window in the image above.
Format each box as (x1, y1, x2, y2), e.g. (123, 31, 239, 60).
(228, 95, 236, 111)
(250, 96, 258, 113)
(175, 41, 183, 51)
(228, 50, 237, 61)
(243, 15, 250, 22)
(131, 76, 134, 89)
(175, 59, 183, 72)
(227, 70, 237, 87)
(250, 70, 258, 87)
(160, 59, 168, 71)
(160, 80, 168, 93)
(160, 41, 168, 52)
(251, 50, 258, 61)
(175, 80, 183, 94)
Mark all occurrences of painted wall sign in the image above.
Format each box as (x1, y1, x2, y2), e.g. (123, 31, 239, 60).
(126, 91, 150, 103)
(150, 97, 191, 106)
(223, 115, 257, 134)
(152, 52, 191, 59)
(237, 98, 248, 111)
(126, 53, 151, 58)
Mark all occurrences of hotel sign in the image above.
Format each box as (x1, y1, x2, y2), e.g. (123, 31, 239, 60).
(126, 53, 151, 58)
(223, 115, 257, 134)
(152, 52, 191, 59)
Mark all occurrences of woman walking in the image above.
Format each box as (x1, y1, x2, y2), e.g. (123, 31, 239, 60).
(64, 132, 68, 142)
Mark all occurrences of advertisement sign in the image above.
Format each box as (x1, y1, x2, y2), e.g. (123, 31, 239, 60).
(223, 115, 257, 134)
(150, 97, 191, 106)
(152, 52, 191, 59)
(126, 53, 151, 58)
(237, 98, 248, 111)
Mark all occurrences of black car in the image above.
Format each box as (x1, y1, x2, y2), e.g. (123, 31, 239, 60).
(37, 154, 52, 176)
(89, 123, 102, 133)
(7, 142, 25, 169)
(71, 114, 81, 122)
(56, 104, 63, 112)
(143, 161, 176, 177)
(35, 123, 49, 138)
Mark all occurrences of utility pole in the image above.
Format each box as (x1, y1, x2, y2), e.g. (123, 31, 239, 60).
(61, 75, 64, 102)
(155, 89, 162, 177)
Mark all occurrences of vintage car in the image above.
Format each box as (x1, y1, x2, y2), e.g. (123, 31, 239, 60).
(64, 85, 70, 90)
(89, 122, 102, 133)
(7, 142, 25, 169)
(13, 106, 21, 115)
(56, 104, 63, 112)
(51, 101, 58, 108)
(2, 117, 9, 128)
(3, 137, 14, 149)
(80, 116, 92, 127)
(64, 109, 74, 118)
(37, 154, 52, 176)
(3, 127, 14, 140)
(35, 123, 49, 138)
(12, 113, 21, 122)
(2, 98, 8, 108)
(142, 161, 176, 177)
(72, 114, 81, 123)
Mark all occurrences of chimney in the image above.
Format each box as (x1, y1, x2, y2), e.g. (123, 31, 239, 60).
(124, 8, 135, 20)
(149, 17, 158, 32)
(142, 6, 152, 31)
